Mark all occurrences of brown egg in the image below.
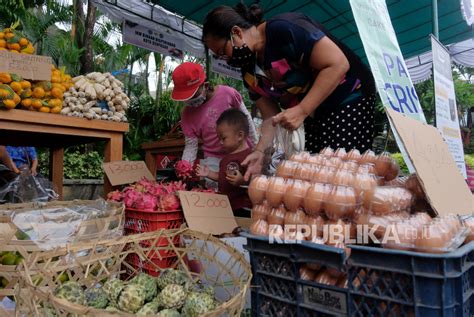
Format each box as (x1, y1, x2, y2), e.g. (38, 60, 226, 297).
(357, 163, 376, 175)
(325, 186, 357, 221)
(463, 216, 474, 243)
(397, 188, 414, 210)
(306, 154, 324, 165)
(312, 166, 337, 184)
(415, 223, 451, 253)
(294, 163, 315, 181)
(248, 175, 268, 205)
(355, 213, 388, 240)
(284, 209, 307, 226)
(304, 183, 332, 216)
(250, 219, 269, 236)
(340, 160, 359, 173)
(405, 174, 425, 199)
(284, 180, 310, 211)
(314, 270, 338, 285)
(359, 150, 377, 165)
(346, 149, 362, 162)
(334, 148, 347, 160)
(324, 219, 349, 245)
(326, 156, 343, 169)
(266, 177, 287, 207)
(332, 170, 355, 187)
(299, 266, 317, 281)
(276, 160, 297, 179)
(306, 215, 325, 241)
(409, 212, 432, 230)
(336, 275, 348, 288)
(364, 187, 396, 215)
(286, 228, 306, 242)
(306, 262, 322, 271)
(251, 204, 272, 220)
(326, 266, 343, 278)
(374, 152, 393, 178)
(353, 173, 377, 203)
(268, 224, 284, 240)
(385, 176, 408, 187)
(267, 206, 287, 225)
(320, 147, 335, 157)
(289, 151, 311, 163)
(385, 161, 400, 181)
(383, 221, 415, 251)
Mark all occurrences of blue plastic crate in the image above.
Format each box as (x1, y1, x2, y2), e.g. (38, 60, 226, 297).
(348, 242, 474, 317)
(244, 233, 474, 317)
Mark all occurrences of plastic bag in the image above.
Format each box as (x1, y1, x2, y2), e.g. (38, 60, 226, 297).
(0, 170, 58, 203)
(275, 124, 306, 159)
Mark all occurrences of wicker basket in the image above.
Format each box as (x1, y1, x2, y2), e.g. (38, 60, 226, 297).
(0, 199, 124, 297)
(19, 228, 251, 316)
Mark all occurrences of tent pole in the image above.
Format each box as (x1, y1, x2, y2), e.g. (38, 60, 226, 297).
(432, 0, 439, 38)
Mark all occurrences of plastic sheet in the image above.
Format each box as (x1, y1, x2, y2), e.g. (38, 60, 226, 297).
(0, 171, 58, 204)
(0, 199, 125, 250)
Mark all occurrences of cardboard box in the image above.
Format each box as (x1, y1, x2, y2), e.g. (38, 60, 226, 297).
(0, 51, 51, 81)
(103, 161, 154, 186)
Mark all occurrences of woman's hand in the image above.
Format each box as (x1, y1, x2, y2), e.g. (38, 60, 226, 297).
(241, 150, 265, 182)
(272, 105, 308, 130)
(195, 164, 210, 177)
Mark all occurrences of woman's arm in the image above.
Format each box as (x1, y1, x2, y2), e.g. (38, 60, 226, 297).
(242, 96, 280, 181)
(273, 36, 350, 130)
(181, 137, 199, 163)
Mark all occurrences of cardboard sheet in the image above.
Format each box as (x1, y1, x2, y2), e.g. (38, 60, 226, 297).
(103, 161, 154, 186)
(0, 51, 51, 81)
(386, 109, 473, 215)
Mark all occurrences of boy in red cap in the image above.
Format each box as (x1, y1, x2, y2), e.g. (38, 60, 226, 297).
(171, 62, 257, 188)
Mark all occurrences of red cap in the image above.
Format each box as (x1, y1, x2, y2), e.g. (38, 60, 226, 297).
(171, 62, 206, 101)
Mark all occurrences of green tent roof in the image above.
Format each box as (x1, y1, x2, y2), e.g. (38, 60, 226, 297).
(151, 0, 473, 61)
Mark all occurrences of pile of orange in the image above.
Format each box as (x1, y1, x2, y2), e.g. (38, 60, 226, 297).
(0, 66, 73, 113)
(0, 26, 34, 54)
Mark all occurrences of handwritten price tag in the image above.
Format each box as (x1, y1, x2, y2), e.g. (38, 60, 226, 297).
(103, 161, 154, 186)
(178, 191, 237, 235)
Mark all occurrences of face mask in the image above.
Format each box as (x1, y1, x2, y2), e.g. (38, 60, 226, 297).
(185, 87, 207, 107)
(227, 33, 256, 68)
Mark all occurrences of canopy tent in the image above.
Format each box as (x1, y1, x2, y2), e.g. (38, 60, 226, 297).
(93, 0, 473, 81)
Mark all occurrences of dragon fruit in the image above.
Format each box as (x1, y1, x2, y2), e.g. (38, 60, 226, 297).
(175, 160, 194, 179)
(160, 194, 180, 211)
(107, 190, 122, 201)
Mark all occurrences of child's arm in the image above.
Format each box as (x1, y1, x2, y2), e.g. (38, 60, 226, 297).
(196, 164, 219, 181)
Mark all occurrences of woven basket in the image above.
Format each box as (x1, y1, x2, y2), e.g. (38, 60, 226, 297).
(19, 228, 251, 316)
(0, 199, 124, 297)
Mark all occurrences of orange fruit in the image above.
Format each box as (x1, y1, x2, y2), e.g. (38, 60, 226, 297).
(0, 32, 4, 39)
(51, 106, 62, 114)
(32, 87, 45, 98)
(0, 89, 10, 98)
(31, 99, 42, 109)
(21, 98, 32, 107)
(18, 38, 28, 46)
(7, 43, 20, 51)
(9, 50, 19, 53)
(21, 44, 34, 54)
(0, 39, 6, 48)
(0, 73, 12, 84)
(3, 99, 16, 109)
(20, 80, 31, 89)
(50, 87, 63, 99)
(51, 75, 61, 83)
(5, 33, 14, 39)
(13, 94, 20, 105)
(9, 82, 22, 94)
(48, 98, 62, 108)
(39, 106, 50, 113)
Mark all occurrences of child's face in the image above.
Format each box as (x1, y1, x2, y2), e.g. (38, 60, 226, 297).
(217, 123, 244, 153)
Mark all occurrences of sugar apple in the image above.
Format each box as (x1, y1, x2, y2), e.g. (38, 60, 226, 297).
(41, 304, 58, 317)
(156, 269, 192, 290)
(54, 281, 86, 306)
(117, 283, 146, 313)
(157, 308, 181, 317)
(182, 291, 216, 317)
(137, 301, 160, 316)
(105, 306, 121, 312)
(102, 278, 125, 306)
(130, 272, 157, 302)
(159, 284, 186, 309)
(84, 287, 108, 309)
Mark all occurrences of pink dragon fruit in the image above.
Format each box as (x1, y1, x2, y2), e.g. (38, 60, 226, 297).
(107, 190, 122, 201)
(175, 160, 194, 179)
(159, 193, 180, 211)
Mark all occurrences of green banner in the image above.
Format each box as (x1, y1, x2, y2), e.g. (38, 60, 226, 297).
(350, 0, 426, 122)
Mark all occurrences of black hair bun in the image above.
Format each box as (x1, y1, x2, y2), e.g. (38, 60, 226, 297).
(234, 2, 264, 25)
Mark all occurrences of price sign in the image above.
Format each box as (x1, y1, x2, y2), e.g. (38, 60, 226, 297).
(178, 191, 238, 235)
(103, 161, 154, 186)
